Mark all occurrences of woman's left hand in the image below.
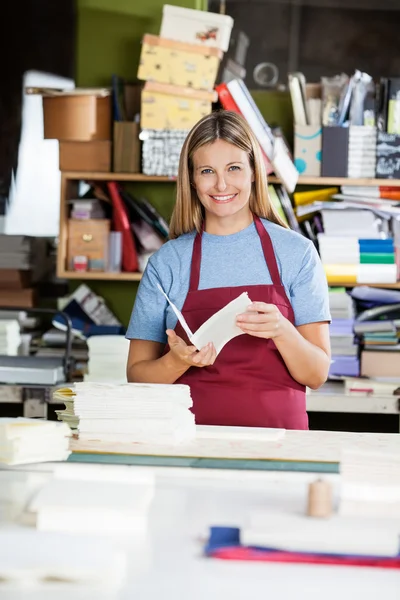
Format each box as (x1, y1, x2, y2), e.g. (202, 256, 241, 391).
(236, 302, 289, 339)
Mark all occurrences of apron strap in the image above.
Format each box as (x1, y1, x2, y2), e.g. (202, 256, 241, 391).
(189, 215, 282, 291)
(189, 230, 202, 292)
(253, 215, 282, 286)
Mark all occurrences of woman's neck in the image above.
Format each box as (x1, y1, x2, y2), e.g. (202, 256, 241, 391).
(204, 209, 253, 236)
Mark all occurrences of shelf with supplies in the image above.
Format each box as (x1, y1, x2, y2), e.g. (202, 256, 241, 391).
(61, 171, 177, 183)
(62, 172, 400, 187)
(268, 176, 400, 187)
(57, 171, 177, 282)
(58, 171, 400, 286)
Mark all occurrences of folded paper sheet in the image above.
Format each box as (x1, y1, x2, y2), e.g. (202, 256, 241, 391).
(157, 284, 252, 355)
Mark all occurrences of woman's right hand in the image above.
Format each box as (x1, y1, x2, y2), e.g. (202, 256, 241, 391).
(166, 330, 216, 368)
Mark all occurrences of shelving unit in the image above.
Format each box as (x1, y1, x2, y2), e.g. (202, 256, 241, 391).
(58, 171, 400, 285)
(58, 171, 176, 281)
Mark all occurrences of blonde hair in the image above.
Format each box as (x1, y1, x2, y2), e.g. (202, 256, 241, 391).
(169, 110, 288, 239)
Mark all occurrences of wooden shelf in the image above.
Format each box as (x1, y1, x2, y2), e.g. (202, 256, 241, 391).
(58, 270, 142, 281)
(269, 175, 400, 187)
(327, 282, 400, 289)
(61, 171, 176, 182)
(62, 172, 400, 187)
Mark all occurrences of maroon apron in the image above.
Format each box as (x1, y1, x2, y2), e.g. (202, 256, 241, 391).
(172, 215, 308, 430)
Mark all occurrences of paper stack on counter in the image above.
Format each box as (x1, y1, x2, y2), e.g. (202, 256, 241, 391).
(0, 319, 21, 355)
(27, 465, 155, 536)
(85, 334, 130, 383)
(54, 382, 196, 445)
(0, 530, 127, 591)
(241, 511, 400, 557)
(339, 447, 400, 518)
(0, 418, 72, 465)
(158, 284, 252, 355)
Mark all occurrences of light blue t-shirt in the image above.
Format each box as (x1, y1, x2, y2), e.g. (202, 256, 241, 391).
(126, 219, 331, 343)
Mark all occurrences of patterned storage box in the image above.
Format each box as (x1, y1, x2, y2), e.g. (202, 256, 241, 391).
(138, 35, 223, 92)
(160, 4, 233, 52)
(141, 129, 189, 177)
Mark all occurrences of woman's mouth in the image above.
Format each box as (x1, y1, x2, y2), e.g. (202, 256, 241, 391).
(209, 193, 237, 203)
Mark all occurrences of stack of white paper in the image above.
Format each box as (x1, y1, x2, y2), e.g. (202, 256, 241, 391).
(242, 511, 400, 557)
(28, 473, 154, 536)
(85, 335, 129, 383)
(0, 319, 21, 355)
(0, 418, 72, 465)
(0, 530, 127, 591)
(339, 447, 400, 518)
(56, 382, 196, 445)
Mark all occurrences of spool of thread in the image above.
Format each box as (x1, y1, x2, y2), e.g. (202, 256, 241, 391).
(307, 479, 333, 518)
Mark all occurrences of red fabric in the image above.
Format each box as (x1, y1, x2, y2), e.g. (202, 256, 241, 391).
(107, 182, 138, 272)
(173, 215, 307, 429)
(210, 546, 400, 569)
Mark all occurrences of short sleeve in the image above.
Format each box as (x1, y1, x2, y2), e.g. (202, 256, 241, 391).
(125, 257, 170, 344)
(289, 241, 331, 327)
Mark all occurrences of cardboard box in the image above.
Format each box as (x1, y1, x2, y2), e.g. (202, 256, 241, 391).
(113, 122, 140, 173)
(0, 289, 36, 308)
(67, 219, 110, 271)
(160, 4, 233, 52)
(0, 269, 31, 289)
(59, 141, 111, 172)
(141, 82, 217, 130)
(43, 92, 111, 141)
(138, 34, 222, 92)
(294, 125, 322, 177)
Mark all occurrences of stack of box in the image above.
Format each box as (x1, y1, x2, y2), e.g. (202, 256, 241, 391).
(36, 88, 112, 172)
(0, 236, 51, 308)
(137, 5, 234, 176)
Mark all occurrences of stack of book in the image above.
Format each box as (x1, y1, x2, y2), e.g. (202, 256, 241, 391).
(55, 382, 196, 445)
(0, 418, 71, 465)
(328, 288, 359, 378)
(319, 235, 397, 285)
(350, 286, 400, 379)
(137, 6, 233, 175)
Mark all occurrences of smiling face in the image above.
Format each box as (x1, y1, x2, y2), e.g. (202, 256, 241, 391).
(191, 139, 254, 233)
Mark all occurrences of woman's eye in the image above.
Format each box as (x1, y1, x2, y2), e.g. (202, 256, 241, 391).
(229, 165, 240, 171)
(201, 169, 213, 175)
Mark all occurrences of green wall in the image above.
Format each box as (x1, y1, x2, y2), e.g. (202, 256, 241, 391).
(74, 0, 294, 327)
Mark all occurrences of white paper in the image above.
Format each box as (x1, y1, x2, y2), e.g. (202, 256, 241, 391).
(242, 511, 400, 557)
(157, 285, 252, 355)
(157, 283, 194, 340)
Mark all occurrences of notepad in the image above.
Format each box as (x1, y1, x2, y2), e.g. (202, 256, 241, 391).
(157, 284, 252, 355)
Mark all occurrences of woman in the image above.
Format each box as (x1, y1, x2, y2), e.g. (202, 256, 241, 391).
(126, 111, 331, 429)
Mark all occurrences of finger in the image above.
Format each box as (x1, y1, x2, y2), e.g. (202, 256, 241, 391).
(192, 342, 212, 364)
(248, 302, 277, 313)
(237, 313, 277, 324)
(239, 321, 279, 332)
(200, 345, 215, 365)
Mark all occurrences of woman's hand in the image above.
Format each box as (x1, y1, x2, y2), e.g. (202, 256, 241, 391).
(166, 330, 217, 368)
(236, 302, 289, 339)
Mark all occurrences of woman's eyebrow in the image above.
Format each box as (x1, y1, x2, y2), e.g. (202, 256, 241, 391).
(196, 161, 245, 169)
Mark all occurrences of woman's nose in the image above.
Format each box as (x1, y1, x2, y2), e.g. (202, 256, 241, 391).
(215, 174, 227, 192)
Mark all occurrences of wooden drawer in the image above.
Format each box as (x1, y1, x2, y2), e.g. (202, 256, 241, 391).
(67, 219, 110, 271)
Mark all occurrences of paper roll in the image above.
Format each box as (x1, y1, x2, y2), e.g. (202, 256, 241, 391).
(307, 479, 333, 518)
